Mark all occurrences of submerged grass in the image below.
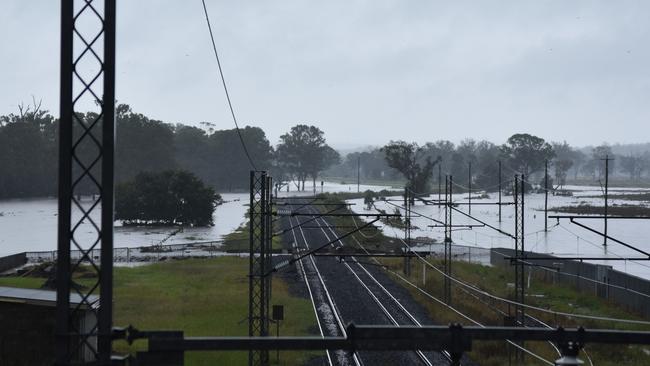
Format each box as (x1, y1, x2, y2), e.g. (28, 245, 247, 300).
(549, 204, 650, 216)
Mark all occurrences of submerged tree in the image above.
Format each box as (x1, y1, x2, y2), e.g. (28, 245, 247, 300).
(116, 170, 221, 226)
(551, 141, 577, 188)
(620, 154, 645, 181)
(275, 124, 340, 191)
(500, 133, 555, 177)
(381, 141, 440, 194)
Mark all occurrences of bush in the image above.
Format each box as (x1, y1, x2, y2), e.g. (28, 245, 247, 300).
(116, 170, 221, 226)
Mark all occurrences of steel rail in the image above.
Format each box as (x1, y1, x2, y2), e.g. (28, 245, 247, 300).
(312, 214, 436, 365)
(287, 215, 335, 366)
(291, 214, 364, 366)
(349, 236, 553, 365)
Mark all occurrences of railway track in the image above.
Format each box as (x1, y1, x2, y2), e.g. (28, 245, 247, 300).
(287, 215, 362, 366)
(283, 202, 451, 365)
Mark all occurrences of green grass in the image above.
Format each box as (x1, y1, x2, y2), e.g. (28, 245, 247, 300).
(385, 258, 650, 366)
(1, 258, 321, 366)
(221, 223, 284, 252)
(0, 276, 46, 289)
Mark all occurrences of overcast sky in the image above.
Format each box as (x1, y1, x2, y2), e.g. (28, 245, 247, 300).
(1, 1, 649, 149)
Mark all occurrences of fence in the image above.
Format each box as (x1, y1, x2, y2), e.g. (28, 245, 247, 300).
(412, 242, 491, 265)
(21, 241, 226, 265)
(491, 248, 650, 319)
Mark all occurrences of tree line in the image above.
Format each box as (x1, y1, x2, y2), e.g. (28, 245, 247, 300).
(327, 134, 650, 193)
(0, 102, 339, 199)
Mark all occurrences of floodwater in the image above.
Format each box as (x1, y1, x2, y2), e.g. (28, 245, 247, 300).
(0, 181, 393, 257)
(348, 185, 650, 280)
(0, 193, 248, 257)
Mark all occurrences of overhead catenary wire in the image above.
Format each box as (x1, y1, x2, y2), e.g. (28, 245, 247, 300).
(364, 213, 650, 326)
(491, 248, 650, 300)
(556, 223, 650, 271)
(200, 0, 257, 170)
(395, 234, 650, 326)
(312, 203, 553, 365)
(347, 233, 554, 365)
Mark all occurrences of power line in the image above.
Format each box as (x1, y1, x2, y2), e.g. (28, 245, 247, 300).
(200, 0, 257, 170)
(348, 234, 554, 365)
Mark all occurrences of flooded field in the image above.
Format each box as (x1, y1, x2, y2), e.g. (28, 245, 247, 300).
(0, 181, 394, 257)
(349, 185, 650, 280)
(0, 193, 248, 257)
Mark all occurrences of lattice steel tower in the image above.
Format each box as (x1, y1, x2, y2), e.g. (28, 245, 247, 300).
(55, 0, 116, 364)
(249, 171, 273, 366)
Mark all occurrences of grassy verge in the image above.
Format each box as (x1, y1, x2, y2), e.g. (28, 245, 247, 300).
(379, 257, 650, 366)
(0, 258, 321, 366)
(0, 276, 46, 289)
(220, 223, 284, 252)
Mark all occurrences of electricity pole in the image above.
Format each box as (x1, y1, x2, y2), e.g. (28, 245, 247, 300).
(357, 156, 360, 193)
(498, 160, 502, 222)
(544, 159, 548, 232)
(438, 163, 442, 202)
(602, 155, 613, 246)
(468, 161, 472, 215)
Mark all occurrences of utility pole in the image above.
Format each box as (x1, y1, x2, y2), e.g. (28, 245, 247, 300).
(404, 186, 411, 276)
(357, 156, 360, 193)
(468, 161, 472, 215)
(544, 159, 548, 232)
(438, 163, 442, 203)
(602, 155, 613, 246)
(444, 176, 453, 304)
(498, 160, 502, 222)
(513, 174, 526, 364)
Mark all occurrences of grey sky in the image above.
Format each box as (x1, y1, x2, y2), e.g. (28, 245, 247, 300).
(1, 1, 649, 149)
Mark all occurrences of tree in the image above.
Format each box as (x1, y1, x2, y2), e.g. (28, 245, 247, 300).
(500, 133, 555, 178)
(173, 125, 212, 183)
(551, 141, 576, 188)
(381, 141, 440, 194)
(115, 170, 221, 226)
(0, 99, 57, 198)
(473, 141, 501, 191)
(275, 125, 340, 191)
(620, 154, 644, 181)
(591, 144, 615, 179)
(554, 160, 572, 188)
(210, 126, 274, 190)
(116, 104, 175, 183)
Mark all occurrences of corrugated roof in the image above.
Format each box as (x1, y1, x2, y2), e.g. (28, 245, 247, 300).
(0, 286, 99, 309)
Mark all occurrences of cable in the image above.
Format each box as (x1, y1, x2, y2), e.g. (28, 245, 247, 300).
(350, 215, 383, 239)
(200, 0, 257, 170)
(353, 190, 650, 331)
(557, 224, 650, 271)
(491, 248, 650, 300)
(348, 234, 554, 365)
(378, 217, 650, 326)
(405, 239, 650, 326)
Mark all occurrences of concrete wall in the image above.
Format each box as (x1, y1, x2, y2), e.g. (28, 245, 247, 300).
(0, 302, 95, 365)
(0, 252, 26, 273)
